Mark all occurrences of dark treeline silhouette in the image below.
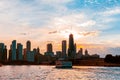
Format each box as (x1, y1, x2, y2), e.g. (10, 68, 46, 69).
(104, 54, 120, 64)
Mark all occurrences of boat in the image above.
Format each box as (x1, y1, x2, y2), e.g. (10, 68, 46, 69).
(55, 58, 72, 68)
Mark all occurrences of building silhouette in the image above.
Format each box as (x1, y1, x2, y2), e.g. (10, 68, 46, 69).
(68, 34, 76, 59)
(0, 43, 7, 62)
(44, 43, 54, 57)
(62, 40, 67, 58)
(26, 41, 35, 62)
(26, 40, 31, 52)
(0, 43, 4, 62)
(37, 47, 40, 53)
(23, 48, 27, 61)
(76, 48, 83, 59)
(12, 40, 16, 60)
(47, 43, 53, 52)
(17, 43, 23, 60)
(9, 45, 12, 61)
(85, 49, 89, 56)
(33, 48, 37, 54)
(74, 43, 77, 54)
(3, 45, 7, 62)
(79, 48, 83, 55)
(56, 51, 62, 58)
(27, 51, 35, 62)
(34, 47, 41, 64)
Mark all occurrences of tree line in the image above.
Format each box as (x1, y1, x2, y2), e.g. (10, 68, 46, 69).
(104, 54, 120, 64)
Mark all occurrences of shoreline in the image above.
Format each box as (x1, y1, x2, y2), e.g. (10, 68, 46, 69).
(1, 64, 120, 67)
(1, 58, 120, 67)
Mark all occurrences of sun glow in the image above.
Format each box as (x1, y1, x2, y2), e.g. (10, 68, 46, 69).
(60, 29, 83, 40)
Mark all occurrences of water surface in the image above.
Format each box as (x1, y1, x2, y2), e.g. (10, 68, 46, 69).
(0, 66, 120, 80)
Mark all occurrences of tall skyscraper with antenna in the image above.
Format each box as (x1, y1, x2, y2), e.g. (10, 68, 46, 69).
(68, 34, 76, 59)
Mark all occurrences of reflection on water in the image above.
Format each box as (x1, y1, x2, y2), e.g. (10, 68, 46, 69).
(0, 66, 120, 80)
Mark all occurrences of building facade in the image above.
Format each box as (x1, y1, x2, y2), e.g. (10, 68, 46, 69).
(62, 40, 67, 58)
(68, 34, 76, 59)
(12, 40, 16, 60)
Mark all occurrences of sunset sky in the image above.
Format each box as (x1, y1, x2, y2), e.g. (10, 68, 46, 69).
(0, 0, 120, 57)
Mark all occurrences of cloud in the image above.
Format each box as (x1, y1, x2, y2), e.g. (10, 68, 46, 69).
(102, 7, 120, 16)
(48, 31, 58, 34)
(20, 33, 27, 35)
(39, 0, 73, 4)
(78, 20, 96, 27)
(0, 0, 120, 56)
(80, 31, 99, 36)
(49, 13, 96, 31)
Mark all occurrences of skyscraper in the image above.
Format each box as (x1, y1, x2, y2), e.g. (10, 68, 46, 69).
(79, 48, 83, 55)
(23, 48, 27, 61)
(27, 51, 35, 62)
(33, 48, 37, 54)
(47, 43, 53, 52)
(12, 40, 16, 60)
(56, 51, 62, 58)
(0, 43, 4, 62)
(9, 44, 12, 61)
(34, 47, 40, 64)
(68, 34, 76, 59)
(76, 48, 83, 59)
(37, 47, 40, 53)
(17, 43, 23, 60)
(0, 43, 7, 62)
(44, 43, 54, 57)
(62, 40, 67, 58)
(3, 45, 7, 62)
(0, 43, 4, 53)
(85, 49, 89, 56)
(26, 40, 31, 53)
(74, 43, 77, 54)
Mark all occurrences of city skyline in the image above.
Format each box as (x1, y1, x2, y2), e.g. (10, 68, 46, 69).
(0, 0, 120, 57)
(0, 33, 100, 63)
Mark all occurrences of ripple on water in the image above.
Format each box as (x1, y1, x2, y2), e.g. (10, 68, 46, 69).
(0, 66, 120, 80)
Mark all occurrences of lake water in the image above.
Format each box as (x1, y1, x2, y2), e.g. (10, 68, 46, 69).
(0, 66, 120, 80)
